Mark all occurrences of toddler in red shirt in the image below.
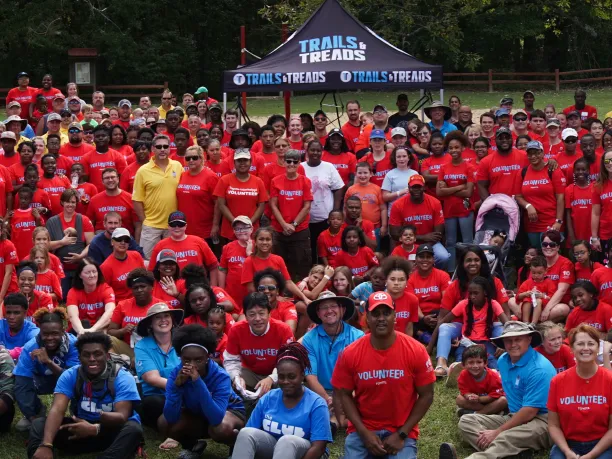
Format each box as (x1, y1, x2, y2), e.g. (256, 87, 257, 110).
(317, 210, 344, 267)
(207, 305, 228, 365)
(454, 345, 507, 417)
(333, 225, 379, 284)
(516, 256, 557, 324)
(390, 224, 418, 261)
(535, 321, 575, 373)
(30, 246, 62, 306)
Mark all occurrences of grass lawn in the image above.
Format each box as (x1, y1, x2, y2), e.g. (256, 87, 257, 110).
(1, 382, 548, 458)
(240, 88, 612, 120)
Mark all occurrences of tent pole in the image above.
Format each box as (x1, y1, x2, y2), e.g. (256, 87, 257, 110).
(282, 24, 291, 121)
(420, 89, 425, 122)
(333, 92, 341, 129)
(440, 88, 444, 104)
(223, 93, 227, 131)
(240, 25, 247, 122)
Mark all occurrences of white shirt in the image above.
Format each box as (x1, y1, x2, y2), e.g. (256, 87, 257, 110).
(300, 160, 345, 223)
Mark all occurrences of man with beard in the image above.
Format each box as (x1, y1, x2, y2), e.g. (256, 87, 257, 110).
(342, 100, 362, 152)
(91, 91, 106, 113)
(333, 291, 435, 459)
(303, 291, 364, 433)
(114, 99, 132, 130)
(81, 126, 127, 193)
(87, 212, 144, 265)
(344, 196, 377, 250)
(388, 94, 417, 128)
(27, 332, 143, 459)
(221, 109, 239, 147)
(477, 127, 528, 200)
(58, 122, 94, 165)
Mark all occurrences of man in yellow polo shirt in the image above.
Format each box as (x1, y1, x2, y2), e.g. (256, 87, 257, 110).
(132, 134, 183, 258)
(158, 89, 175, 120)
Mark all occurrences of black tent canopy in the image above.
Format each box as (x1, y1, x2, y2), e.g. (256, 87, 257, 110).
(222, 0, 443, 93)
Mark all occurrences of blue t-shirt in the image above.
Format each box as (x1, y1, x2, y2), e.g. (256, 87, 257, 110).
(0, 319, 39, 350)
(247, 387, 332, 442)
(134, 336, 180, 397)
(13, 333, 79, 378)
(55, 365, 141, 423)
(498, 346, 556, 414)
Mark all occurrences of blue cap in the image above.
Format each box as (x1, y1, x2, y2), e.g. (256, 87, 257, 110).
(495, 108, 510, 117)
(370, 129, 386, 140)
(526, 140, 544, 151)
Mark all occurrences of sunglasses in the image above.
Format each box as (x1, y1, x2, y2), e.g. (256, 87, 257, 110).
(155, 144, 170, 150)
(541, 241, 558, 248)
(418, 132, 429, 136)
(185, 156, 200, 161)
(162, 97, 172, 100)
(314, 117, 326, 122)
(169, 221, 186, 228)
(257, 285, 278, 292)
(604, 159, 612, 165)
(285, 159, 299, 165)
(373, 110, 387, 115)
(83, 131, 93, 135)
(68, 129, 81, 134)
(514, 117, 528, 122)
(564, 138, 577, 144)
(112, 237, 131, 244)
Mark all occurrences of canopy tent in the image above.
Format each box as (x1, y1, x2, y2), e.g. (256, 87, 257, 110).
(223, 0, 443, 93)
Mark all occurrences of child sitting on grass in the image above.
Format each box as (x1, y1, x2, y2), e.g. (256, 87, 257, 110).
(454, 345, 507, 417)
(516, 255, 556, 325)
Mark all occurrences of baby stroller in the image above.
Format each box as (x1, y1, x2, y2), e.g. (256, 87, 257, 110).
(458, 194, 520, 284)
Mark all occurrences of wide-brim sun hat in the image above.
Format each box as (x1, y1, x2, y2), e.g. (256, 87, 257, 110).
(136, 303, 184, 337)
(491, 320, 542, 348)
(306, 291, 355, 324)
(424, 101, 452, 121)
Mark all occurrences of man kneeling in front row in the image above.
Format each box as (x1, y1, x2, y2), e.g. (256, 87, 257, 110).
(28, 332, 143, 459)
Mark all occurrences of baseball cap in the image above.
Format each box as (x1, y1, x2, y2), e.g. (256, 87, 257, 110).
(373, 104, 387, 113)
(47, 113, 62, 122)
(111, 228, 130, 239)
(194, 86, 208, 95)
(118, 99, 132, 108)
(209, 103, 222, 112)
(495, 108, 510, 117)
(157, 249, 177, 264)
(314, 109, 327, 118)
(16, 72, 29, 79)
(0, 132, 16, 141)
(67, 95, 80, 103)
(168, 211, 187, 225)
(495, 126, 512, 138)
(100, 109, 110, 116)
(408, 174, 425, 186)
(546, 118, 561, 128)
(391, 127, 407, 137)
(499, 96, 514, 105)
(7, 101, 20, 109)
(523, 90, 535, 98)
(370, 129, 386, 140)
(566, 110, 581, 119)
(416, 244, 435, 255)
(68, 122, 83, 131)
(53, 94, 66, 101)
(562, 128, 579, 140)
(366, 291, 395, 311)
(232, 216, 252, 227)
(328, 128, 344, 138)
(397, 94, 408, 101)
(526, 140, 544, 151)
(513, 110, 528, 120)
(233, 148, 251, 160)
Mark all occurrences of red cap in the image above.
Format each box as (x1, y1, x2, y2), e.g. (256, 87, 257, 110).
(408, 174, 425, 186)
(367, 291, 395, 311)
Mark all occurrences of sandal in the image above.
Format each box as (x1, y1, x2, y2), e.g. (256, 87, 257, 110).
(434, 365, 448, 378)
(159, 437, 180, 450)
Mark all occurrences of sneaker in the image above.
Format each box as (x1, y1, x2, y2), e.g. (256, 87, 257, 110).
(456, 407, 475, 417)
(439, 442, 458, 459)
(15, 417, 31, 432)
(177, 440, 207, 459)
(446, 362, 463, 389)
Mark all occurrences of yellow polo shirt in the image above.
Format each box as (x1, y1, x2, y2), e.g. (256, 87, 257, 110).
(132, 159, 183, 228)
(42, 131, 69, 147)
(158, 105, 175, 120)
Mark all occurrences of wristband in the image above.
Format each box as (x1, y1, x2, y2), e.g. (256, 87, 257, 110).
(525, 203, 532, 209)
(95, 423, 101, 436)
(323, 275, 331, 281)
(41, 443, 53, 449)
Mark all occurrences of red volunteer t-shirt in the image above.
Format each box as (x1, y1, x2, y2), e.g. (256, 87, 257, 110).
(565, 184, 592, 242)
(176, 168, 219, 239)
(100, 251, 145, 301)
(316, 229, 343, 267)
(575, 261, 604, 283)
(0, 153, 20, 169)
(394, 292, 419, 333)
(562, 105, 598, 121)
(518, 277, 557, 306)
(184, 312, 235, 336)
(269, 175, 313, 233)
(271, 300, 298, 324)
(258, 152, 278, 169)
(407, 268, 450, 315)
(87, 191, 138, 234)
(225, 153, 265, 177)
(31, 189, 52, 215)
(0, 165, 13, 216)
(59, 143, 94, 164)
(206, 160, 231, 179)
(26, 290, 54, 317)
(149, 235, 218, 272)
(322, 151, 356, 185)
(593, 181, 612, 240)
(331, 333, 436, 436)
(76, 182, 98, 215)
(0, 240, 19, 293)
(9, 163, 42, 186)
(34, 270, 62, 305)
(438, 161, 475, 218)
(81, 149, 127, 192)
(592, 267, 612, 304)
(6, 87, 38, 120)
(342, 122, 361, 152)
(220, 241, 249, 312)
(120, 160, 146, 194)
(111, 296, 164, 344)
(362, 151, 393, 187)
(66, 283, 116, 325)
(546, 256, 575, 304)
(38, 175, 71, 216)
(260, 163, 305, 189)
(476, 149, 528, 196)
(451, 299, 504, 341)
(547, 366, 612, 442)
(565, 301, 612, 333)
(389, 194, 444, 236)
(334, 247, 379, 277)
(441, 277, 508, 311)
(421, 154, 451, 195)
(241, 254, 290, 285)
(152, 278, 186, 309)
(390, 244, 419, 261)
(535, 344, 575, 373)
(10, 208, 40, 260)
(37, 88, 62, 110)
(555, 151, 582, 183)
(457, 369, 504, 398)
(225, 318, 294, 376)
(517, 166, 566, 232)
(213, 174, 268, 239)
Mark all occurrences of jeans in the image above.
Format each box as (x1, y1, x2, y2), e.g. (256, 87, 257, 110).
(456, 341, 500, 369)
(550, 440, 612, 458)
(28, 417, 143, 459)
(15, 374, 58, 419)
(60, 270, 75, 303)
(344, 431, 417, 459)
(527, 232, 543, 249)
(233, 427, 319, 459)
(445, 213, 474, 269)
(436, 322, 503, 364)
(432, 242, 451, 271)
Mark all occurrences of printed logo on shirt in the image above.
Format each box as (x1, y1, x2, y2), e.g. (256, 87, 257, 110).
(35, 285, 53, 293)
(80, 398, 113, 414)
(241, 348, 278, 358)
(279, 190, 304, 197)
(443, 173, 467, 181)
(124, 316, 144, 324)
(79, 302, 105, 311)
(177, 184, 202, 191)
(44, 186, 66, 193)
(174, 250, 198, 259)
(263, 416, 305, 438)
(357, 369, 405, 383)
(523, 179, 550, 186)
(228, 256, 245, 264)
(226, 185, 258, 196)
(97, 206, 127, 213)
(403, 215, 433, 223)
(571, 198, 591, 206)
(601, 282, 612, 291)
(601, 192, 612, 200)
(13, 221, 36, 229)
(559, 395, 607, 407)
(492, 165, 521, 173)
(413, 286, 439, 295)
(90, 161, 116, 168)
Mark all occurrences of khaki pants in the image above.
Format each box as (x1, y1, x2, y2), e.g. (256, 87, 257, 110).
(459, 413, 551, 459)
(140, 225, 168, 259)
(109, 336, 135, 361)
(241, 367, 269, 391)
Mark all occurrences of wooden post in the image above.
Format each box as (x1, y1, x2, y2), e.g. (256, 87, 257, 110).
(488, 69, 493, 93)
(282, 23, 291, 121)
(555, 69, 560, 91)
(240, 26, 247, 113)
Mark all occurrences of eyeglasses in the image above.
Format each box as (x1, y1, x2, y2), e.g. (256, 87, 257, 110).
(257, 285, 278, 292)
(285, 159, 299, 165)
(168, 221, 186, 228)
(68, 129, 81, 134)
(314, 117, 326, 122)
(185, 156, 200, 161)
(541, 241, 558, 248)
(154, 144, 170, 150)
(112, 237, 131, 244)
(573, 250, 587, 257)
(83, 131, 93, 135)
(373, 110, 386, 115)
(234, 227, 252, 233)
(514, 117, 528, 122)
(418, 132, 429, 136)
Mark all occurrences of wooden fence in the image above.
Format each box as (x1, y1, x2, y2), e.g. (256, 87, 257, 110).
(444, 68, 612, 92)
